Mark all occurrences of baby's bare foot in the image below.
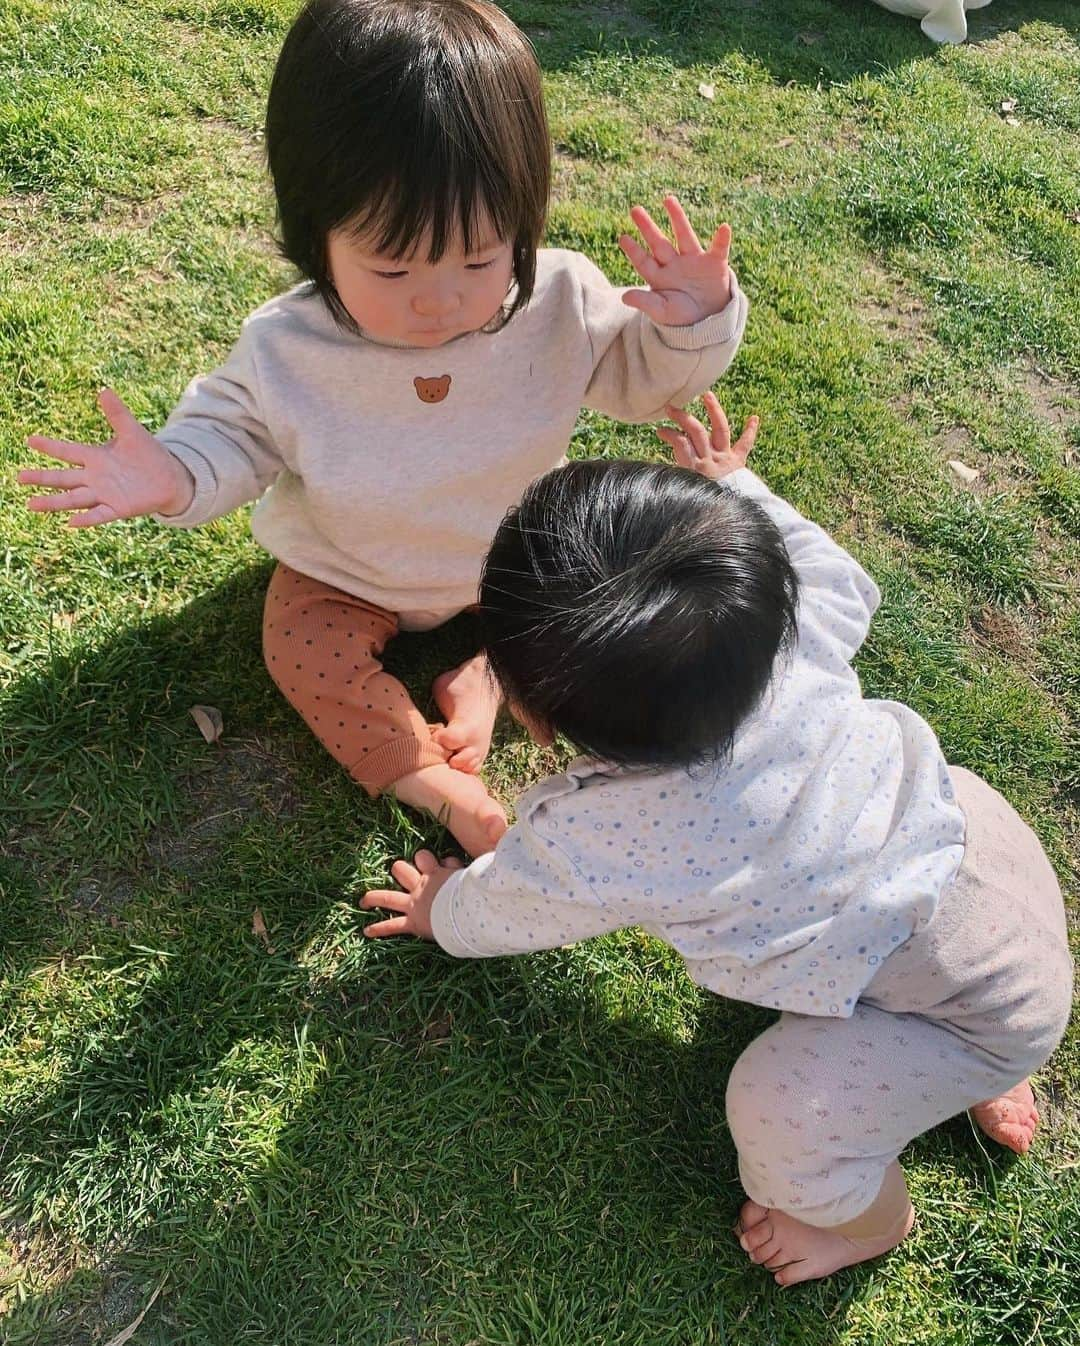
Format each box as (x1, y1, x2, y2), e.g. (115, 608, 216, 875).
(432, 655, 501, 774)
(736, 1198, 914, 1287)
(392, 763, 507, 857)
(970, 1080, 1040, 1154)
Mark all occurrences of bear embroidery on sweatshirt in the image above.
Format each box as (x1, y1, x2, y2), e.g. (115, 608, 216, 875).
(414, 375, 451, 404)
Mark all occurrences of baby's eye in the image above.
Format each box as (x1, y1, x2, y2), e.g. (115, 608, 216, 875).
(374, 269, 408, 280)
(466, 259, 496, 271)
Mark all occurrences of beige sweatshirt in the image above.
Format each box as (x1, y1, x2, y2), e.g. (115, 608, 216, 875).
(155, 248, 748, 628)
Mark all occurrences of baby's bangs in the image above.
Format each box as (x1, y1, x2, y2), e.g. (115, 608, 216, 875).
(342, 71, 526, 265)
(346, 162, 515, 263)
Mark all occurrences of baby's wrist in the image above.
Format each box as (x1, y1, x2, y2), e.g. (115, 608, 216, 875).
(161, 457, 196, 517)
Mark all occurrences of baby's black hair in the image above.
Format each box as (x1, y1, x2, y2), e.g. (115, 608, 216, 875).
(480, 460, 799, 770)
(266, 0, 550, 332)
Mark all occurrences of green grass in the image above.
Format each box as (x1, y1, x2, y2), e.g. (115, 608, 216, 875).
(2, 0, 1079, 1341)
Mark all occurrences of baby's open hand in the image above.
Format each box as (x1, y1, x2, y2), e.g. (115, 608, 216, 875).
(657, 392, 759, 480)
(359, 849, 465, 942)
(619, 195, 733, 326)
(19, 388, 195, 526)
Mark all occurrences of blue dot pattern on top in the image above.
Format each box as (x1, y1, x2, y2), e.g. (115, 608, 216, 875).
(428, 469, 967, 1019)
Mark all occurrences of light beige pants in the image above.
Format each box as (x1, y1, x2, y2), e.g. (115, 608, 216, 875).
(726, 768, 1074, 1226)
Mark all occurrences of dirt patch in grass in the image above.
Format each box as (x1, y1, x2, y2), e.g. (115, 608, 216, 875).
(1018, 364, 1079, 435)
(0, 192, 49, 257)
(858, 262, 929, 344)
(934, 425, 995, 495)
(552, 147, 583, 198)
(69, 737, 301, 914)
(0, 1219, 85, 1307)
(646, 120, 695, 152)
(970, 603, 1035, 662)
(200, 116, 263, 152)
(146, 736, 300, 877)
(572, 2, 658, 40)
(0, 1222, 154, 1344)
(89, 189, 187, 242)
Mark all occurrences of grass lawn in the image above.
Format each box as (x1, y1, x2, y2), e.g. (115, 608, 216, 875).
(1, 0, 1079, 1341)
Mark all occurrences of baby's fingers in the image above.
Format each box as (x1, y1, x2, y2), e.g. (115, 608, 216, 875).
(25, 435, 97, 467)
(732, 415, 760, 459)
(663, 195, 704, 255)
(389, 858, 421, 889)
(628, 204, 678, 264)
(708, 222, 732, 265)
(363, 914, 411, 939)
(97, 387, 144, 439)
(656, 425, 697, 470)
(27, 487, 98, 514)
(18, 467, 87, 489)
(360, 887, 409, 913)
(67, 504, 120, 528)
(664, 403, 711, 457)
(702, 392, 731, 452)
(618, 234, 662, 287)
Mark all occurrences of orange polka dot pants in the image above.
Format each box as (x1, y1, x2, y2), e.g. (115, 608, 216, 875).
(262, 563, 449, 794)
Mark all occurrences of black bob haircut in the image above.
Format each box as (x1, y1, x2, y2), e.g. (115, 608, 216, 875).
(480, 461, 800, 771)
(266, 0, 551, 331)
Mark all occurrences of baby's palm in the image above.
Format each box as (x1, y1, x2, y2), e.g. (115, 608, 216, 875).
(620, 195, 733, 326)
(19, 389, 194, 526)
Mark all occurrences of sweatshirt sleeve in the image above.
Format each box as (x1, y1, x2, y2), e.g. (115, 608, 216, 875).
(727, 468, 881, 664)
(575, 254, 749, 423)
(429, 793, 632, 958)
(151, 321, 285, 528)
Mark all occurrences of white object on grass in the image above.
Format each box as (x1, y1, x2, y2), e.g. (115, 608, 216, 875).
(869, 0, 992, 45)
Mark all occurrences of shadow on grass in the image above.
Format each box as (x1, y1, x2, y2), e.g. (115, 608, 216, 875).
(1, 564, 1068, 1344)
(3, 911, 1053, 1344)
(0, 917, 821, 1344)
(518, 0, 1080, 88)
(0, 557, 487, 979)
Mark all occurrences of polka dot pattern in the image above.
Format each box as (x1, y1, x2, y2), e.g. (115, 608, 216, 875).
(262, 564, 448, 792)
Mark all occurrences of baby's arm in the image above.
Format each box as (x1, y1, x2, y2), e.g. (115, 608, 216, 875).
(361, 798, 629, 957)
(659, 400, 881, 664)
(577, 197, 749, 423)
(149, 322, 286, 527)
(20, 323, 284, 530)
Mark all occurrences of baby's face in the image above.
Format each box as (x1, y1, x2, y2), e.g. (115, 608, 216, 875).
(326, 221, 513, 348)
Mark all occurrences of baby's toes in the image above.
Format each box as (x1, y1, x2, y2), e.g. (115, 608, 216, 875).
(481, 803, 509, 846)
(1002, 1122, 1034, 1153)
(750, 1235, 785, 1266)
(738, 1218, 774, 1256)
(738, 1200, 772, 1232)
(773, 1260, 810, 1288)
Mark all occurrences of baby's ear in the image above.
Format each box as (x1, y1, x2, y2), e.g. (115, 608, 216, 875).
(509, 700, 556, 747)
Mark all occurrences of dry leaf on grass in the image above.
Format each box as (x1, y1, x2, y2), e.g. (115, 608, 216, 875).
(422, 1013, 453, 1046)
(947, 459, 980, 487)
(999, 99, 1018, 114)
(697, 82, 715, 101)
(252, 907, 275, 953)
(798, 30, 824, 44)
(1004, 117, 1021, 127)
(773, 137, 796, 149)
(189, 705, 224, 743)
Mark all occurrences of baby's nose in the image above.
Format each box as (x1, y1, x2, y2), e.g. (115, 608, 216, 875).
(413, 288, 460, 318)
